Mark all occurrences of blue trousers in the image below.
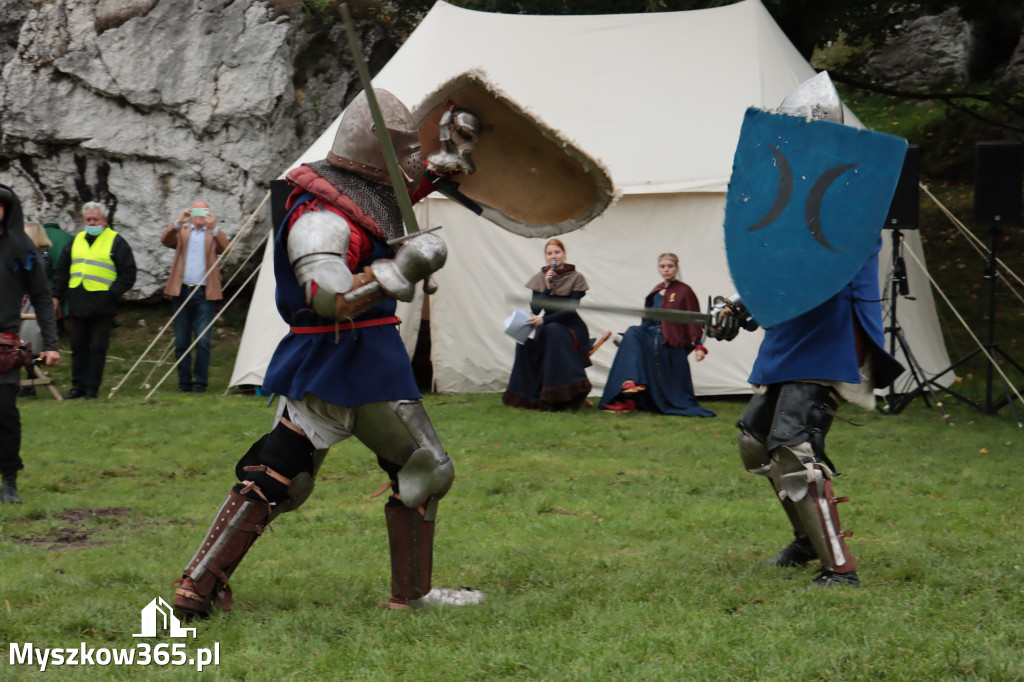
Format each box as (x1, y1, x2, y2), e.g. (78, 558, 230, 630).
(172, 288, 216, 389)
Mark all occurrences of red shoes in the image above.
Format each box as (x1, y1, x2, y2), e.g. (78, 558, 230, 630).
(620, 380, 646, 394)
(603, 399, 637, 413)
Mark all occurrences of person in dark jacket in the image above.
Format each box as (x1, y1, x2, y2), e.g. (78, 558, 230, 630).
(502, 238, 592, 411)
(52, 201, 136, 399)
(0, 184, 60, 503)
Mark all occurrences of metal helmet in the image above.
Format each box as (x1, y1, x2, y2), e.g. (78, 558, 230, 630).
(327, 89, 423, 189)
(778, 71, 844, 124)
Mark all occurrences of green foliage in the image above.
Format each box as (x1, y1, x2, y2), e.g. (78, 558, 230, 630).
(3, 309, 1023, 679)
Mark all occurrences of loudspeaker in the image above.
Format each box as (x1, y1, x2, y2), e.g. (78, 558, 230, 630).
(974, 140, 1023, 227)
(885, 144, 920, 229)
(270, 178, 292, 235)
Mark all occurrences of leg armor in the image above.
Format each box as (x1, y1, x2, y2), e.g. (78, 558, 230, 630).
(173, 423, 316, 616)
(353, 401, 482, 609)
(353, 401, 454, 521)
(737, 389, 813, 562)
(764, 383, 855, 574)
(775, 446, 855, 574)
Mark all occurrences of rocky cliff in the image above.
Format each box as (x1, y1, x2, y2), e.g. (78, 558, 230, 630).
(0, 0, 399, 299)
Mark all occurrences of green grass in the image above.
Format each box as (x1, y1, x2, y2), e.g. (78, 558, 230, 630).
(3, 311, 1023, 681)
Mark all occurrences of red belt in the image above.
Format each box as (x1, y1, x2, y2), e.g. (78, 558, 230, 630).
(290, 316, 401, 334)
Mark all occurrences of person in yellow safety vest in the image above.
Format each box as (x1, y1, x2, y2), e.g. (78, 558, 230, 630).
(51, 201, 136, 400)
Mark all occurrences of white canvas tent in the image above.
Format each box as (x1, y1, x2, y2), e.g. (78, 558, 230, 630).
(230, 0, 953, 396)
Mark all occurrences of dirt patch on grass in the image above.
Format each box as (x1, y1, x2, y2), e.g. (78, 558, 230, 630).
(14, 507, 131, 551)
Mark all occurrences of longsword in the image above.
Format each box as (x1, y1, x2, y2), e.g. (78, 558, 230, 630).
(340, 3, 420, 236)
(512, 295, 713, 326)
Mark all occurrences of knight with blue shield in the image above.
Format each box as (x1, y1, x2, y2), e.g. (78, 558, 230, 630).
(709, 73, 906, 587)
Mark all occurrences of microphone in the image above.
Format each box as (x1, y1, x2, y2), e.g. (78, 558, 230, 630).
(550, 259, 557, 272)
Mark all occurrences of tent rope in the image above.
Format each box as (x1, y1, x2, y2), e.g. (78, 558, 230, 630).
(136, 223, 273, 391)
(904, 194, 1024, 408)
(108, 190, 271, 398)
(144, 258, 265, 402)
(920, 182, 1024, 305)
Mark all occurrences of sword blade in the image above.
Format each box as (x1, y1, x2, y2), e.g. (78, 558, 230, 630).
(340, 3, 420, 234)
(529, 296, 711, 326)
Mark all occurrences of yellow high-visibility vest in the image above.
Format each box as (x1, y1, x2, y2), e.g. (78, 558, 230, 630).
(69, 228, 118, 291)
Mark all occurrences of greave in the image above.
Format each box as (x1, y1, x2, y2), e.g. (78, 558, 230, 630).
(784, 464, 856, 574)
(384, 498, 435, 606)
(173, 489, 270, 616)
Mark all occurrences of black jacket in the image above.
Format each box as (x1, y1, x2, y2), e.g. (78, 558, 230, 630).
(0, 184, 58, 351)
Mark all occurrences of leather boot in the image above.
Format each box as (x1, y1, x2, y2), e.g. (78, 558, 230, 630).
(1, 472, 22, 504)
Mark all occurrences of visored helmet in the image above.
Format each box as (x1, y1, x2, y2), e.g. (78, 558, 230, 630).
(327, 89, 423, 189)
(778, 71, 844, 124)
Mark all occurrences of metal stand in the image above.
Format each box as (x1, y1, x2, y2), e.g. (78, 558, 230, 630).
(880, 229, 953, 423)
(922, 226, 1023, 426)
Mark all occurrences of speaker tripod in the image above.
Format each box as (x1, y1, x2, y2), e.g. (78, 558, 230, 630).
(880, 229, 953, 423)
(922, 225, 1023, 426)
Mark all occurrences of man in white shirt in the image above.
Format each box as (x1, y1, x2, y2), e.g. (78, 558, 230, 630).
(161, 201, 229, 393)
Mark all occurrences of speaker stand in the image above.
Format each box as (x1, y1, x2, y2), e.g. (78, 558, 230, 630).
(923, 226, 1023, 426)
(880, 229, 953, 423)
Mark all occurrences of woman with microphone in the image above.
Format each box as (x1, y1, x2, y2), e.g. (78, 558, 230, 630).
(503, 238, 592, 411)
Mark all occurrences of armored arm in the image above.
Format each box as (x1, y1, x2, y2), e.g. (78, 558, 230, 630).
(707, 293, 759, 341)
(289, 211, 448, 319)
(426, 108, 482, 177)
(286, 210, 357, 317)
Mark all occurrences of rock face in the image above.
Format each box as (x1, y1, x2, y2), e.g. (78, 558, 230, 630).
(864, 9, 971, 87)
(0, 0, 399, 299)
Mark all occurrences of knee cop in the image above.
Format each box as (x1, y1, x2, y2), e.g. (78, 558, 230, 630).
(737, 391, 774, 477)
(233, 421, 316, 516)
(354, 401, 454, 521)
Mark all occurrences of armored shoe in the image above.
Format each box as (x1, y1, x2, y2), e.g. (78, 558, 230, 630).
(1, 472, 23, 504)
(764, 536, 818, 567)
(810, 569, 861, 588)
(381, 587, 486, 611)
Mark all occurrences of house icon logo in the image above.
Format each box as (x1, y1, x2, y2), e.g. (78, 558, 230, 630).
(133, 597, 197, 639)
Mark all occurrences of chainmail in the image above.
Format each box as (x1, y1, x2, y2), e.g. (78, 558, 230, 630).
(306, 160, 405, 242)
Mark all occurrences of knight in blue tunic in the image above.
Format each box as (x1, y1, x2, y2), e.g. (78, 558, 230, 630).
(709, 73, 905, 589)
(173, 90, 485, 616)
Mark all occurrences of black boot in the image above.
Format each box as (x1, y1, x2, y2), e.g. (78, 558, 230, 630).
(764, 534, 817, 567)
(1, 472, 23, 504)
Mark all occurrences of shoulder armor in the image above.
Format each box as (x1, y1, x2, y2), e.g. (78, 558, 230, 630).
(287, 209, 355, 316)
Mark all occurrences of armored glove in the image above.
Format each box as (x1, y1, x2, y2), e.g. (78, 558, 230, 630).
(426, 107, 481, 176)
(370, 232, 448, 302)
(707, 293, 758, 341)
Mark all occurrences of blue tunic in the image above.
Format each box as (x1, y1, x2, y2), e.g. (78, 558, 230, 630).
(749, 242, 902, 388)
(599, 292, 715, 417)
(262, 194, 421, 406)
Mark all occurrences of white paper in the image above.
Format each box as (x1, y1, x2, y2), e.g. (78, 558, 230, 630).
(503, 308, 534, 344)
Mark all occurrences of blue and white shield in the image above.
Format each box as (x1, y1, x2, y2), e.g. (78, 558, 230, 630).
(724, 107, 907, 328)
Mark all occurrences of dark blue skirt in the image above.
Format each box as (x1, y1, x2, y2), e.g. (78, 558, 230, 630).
(503, 320, 592, 411)
(599, 321, 715, 417)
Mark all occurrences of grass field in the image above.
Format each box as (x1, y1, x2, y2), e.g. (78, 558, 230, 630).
(1, 307, 1022, 680)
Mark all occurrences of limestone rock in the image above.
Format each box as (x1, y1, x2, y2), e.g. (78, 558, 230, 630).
(0, 0, 396, 300)
(865, 9, 971, 88)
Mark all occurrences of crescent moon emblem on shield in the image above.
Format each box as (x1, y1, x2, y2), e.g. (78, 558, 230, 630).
(745, 145, 793, 232)
(805, 163, 857, 252)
